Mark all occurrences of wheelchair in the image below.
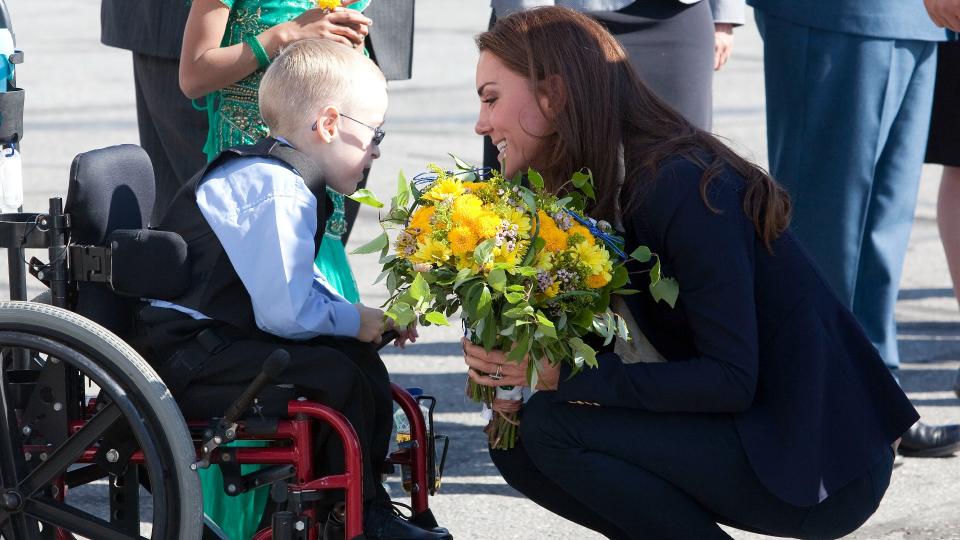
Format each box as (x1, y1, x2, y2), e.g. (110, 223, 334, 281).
(0, 47, 446, 540)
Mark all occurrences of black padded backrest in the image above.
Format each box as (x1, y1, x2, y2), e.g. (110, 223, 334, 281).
(64, 145, 156, 336)
(65, 144, 156, 243)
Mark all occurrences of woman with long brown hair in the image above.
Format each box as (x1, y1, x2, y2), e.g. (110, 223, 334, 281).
(461, 7, 916, 539)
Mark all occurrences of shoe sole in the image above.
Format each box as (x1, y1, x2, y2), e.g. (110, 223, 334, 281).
(898, 440, 960, 458)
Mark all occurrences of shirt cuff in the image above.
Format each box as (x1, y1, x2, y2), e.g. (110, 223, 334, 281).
(709, 0, 745, 26)
(331, 301, 362, 338)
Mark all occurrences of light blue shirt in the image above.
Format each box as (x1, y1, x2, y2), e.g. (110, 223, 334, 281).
(150, 152, 361, 340)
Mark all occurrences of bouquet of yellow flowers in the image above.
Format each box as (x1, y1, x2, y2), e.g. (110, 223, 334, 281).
(355, 159, 677, 449)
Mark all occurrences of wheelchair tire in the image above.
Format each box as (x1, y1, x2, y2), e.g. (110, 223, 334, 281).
(0, 301, 203, 539)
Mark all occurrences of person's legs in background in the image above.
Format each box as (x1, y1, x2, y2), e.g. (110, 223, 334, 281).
(927, 41, 960, 399)
(132, 52, 208, 223)
(756, 9, 960, 457)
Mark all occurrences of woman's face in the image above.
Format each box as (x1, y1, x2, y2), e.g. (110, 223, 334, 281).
(474, 52, 554, 179)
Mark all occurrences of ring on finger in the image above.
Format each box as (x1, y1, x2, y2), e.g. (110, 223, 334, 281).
(488, 364, 503, 381)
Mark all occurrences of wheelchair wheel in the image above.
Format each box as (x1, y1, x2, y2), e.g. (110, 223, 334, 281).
(0, 301, 202, 539)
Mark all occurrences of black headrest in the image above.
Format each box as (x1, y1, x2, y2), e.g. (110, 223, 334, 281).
(63, 145, 156, 337)
(65, 144, 155, 244)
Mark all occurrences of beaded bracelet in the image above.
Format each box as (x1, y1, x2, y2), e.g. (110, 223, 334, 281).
(244, 35, 271, 69)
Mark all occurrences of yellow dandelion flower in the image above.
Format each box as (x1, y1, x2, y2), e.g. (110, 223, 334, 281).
(409, 205, 435, 236)
(545, 282, 561, 298)
(585, 271, 612, 289)
(316, 0, 340, 9)
(572, 242, 610, 275)
(462, 182, 487, 193)
(534, 249, 554, 272)
(423, 178, 465, 202)
(448, 226, 479, 256)
(503, 208, 532, 238)
(472, 212, 502, 239)
(450, 194, 484, 225)
(410, 237, 451, 266)
(568, 224, 595, 246)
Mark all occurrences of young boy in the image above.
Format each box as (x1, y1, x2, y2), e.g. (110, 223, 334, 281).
(137, 39, 447, 540)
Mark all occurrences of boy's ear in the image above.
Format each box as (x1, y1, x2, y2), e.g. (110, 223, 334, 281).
(314, 106, 340, 143)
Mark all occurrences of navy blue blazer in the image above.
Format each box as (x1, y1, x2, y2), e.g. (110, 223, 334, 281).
(554, 157, 918, 507)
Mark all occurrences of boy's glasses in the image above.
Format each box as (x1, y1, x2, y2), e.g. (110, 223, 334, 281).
(311, 114, 385, 146)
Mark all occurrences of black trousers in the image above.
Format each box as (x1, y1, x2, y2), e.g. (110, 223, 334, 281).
(136, 314, 393, 505)
(131, 53, 208, 224)
(483, 0, 714, 170)
(491, 392, 894, 540)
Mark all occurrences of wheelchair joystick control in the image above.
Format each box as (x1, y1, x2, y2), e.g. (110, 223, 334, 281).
(193, 349, 291, 470)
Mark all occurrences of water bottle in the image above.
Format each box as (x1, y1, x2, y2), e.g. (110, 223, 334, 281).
(0, 27, 14, 92)
(393, 387, 431, 494)
(0, 144, 22, 213)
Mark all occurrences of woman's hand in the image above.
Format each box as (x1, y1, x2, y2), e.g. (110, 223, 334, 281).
(714, 23, 735, 71)
(462, 337, 560, 390)
(282, 7, 372, 49)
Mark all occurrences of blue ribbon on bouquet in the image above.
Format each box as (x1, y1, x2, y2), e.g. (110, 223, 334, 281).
(412, 167, 494, 188)
(563, 208, 628, 262)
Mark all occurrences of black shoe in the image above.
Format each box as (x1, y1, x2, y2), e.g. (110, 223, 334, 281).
(898, 421, 960, 457)
(364, 501, 453, 540)
(322, 503, 346, 540)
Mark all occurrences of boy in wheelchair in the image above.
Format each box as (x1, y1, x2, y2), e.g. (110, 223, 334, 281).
(133, 39, 449, 540)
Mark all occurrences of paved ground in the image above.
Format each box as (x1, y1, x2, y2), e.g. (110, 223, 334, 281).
(3, 1, 959, 538)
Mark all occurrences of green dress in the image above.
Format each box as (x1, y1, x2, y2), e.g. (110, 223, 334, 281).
(196, 2, 366, 537)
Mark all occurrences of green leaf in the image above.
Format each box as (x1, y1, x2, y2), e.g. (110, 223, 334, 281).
(630, 245, 652, 263)
(480, 312, 497, 350)
(504, 291, 525, 304)
(650, 258, 662, 283)
(393, 170, 411, 210)
(347, 188, 384, 208)
(476, 285, 492, 320)
(521, 190, 538, 213)
(571, 169, 591, 189)
(527, 168, 544, 191)
(424, 311, 450, 326)
(488, 268, 507, 292)
(569, 337, 598, 369)
(352, 232, 389, 255)
(409, 273, 430, 302)
(613, 288, 641, 295)
(387, 302, 416, 328)
(450, 154, 474, 171)
(504, 305, 534, 319)
(507, 338, 531, 363)
(474, 239, 496, 266)
(650, 276, 679, 308)
(609, 265, 629, 290)
(453, 268, 477, 290)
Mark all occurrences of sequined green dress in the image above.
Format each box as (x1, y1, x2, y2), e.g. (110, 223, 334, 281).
(196, 2, 368, 538)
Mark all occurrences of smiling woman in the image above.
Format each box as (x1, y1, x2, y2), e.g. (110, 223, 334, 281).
(464, 7, 917, 539)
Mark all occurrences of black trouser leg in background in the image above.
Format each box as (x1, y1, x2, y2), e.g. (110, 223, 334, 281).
(131, 53, 208, 224)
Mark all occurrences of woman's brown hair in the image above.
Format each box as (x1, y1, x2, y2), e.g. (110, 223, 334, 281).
(475, 7, 790, 249)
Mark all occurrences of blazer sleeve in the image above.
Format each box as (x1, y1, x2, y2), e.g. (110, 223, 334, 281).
(553, 160, 760, 412)
(709, 0, 746, 25)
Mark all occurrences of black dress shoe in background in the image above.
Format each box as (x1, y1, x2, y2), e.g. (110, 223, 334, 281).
(364, 502, 453, 540)
(898, 421, 960, 457)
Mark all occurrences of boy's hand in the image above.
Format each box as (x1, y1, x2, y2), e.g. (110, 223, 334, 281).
(392, 323, 419, 349)
(355, 304, 387, 344)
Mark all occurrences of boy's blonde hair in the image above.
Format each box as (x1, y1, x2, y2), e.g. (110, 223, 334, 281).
(259, 38, 385, 135)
